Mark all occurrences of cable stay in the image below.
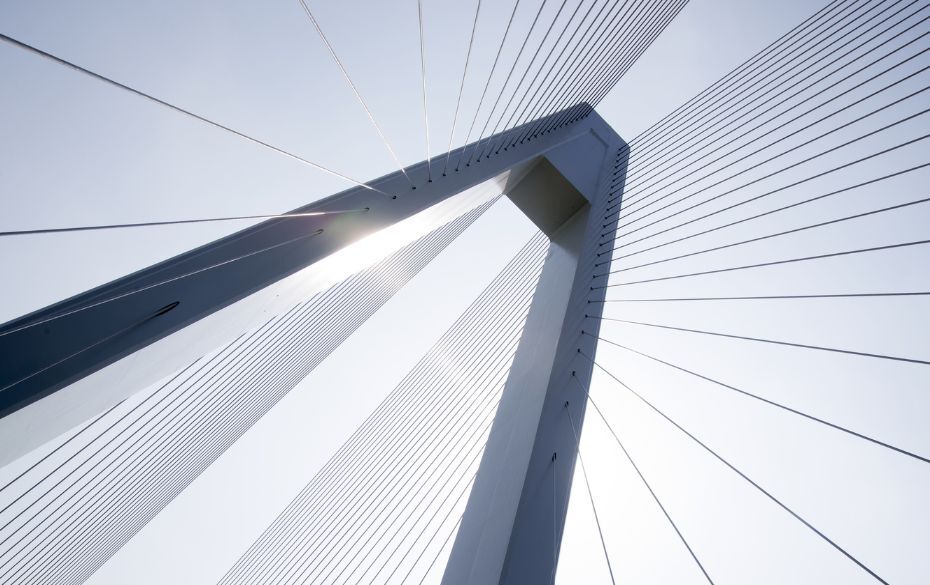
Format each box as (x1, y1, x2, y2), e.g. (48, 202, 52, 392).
(577, 350, 891, 585)
(0, 208, 369, 237)
(297, 0, 415, 189)
(0, 32, 391, 197)
(569, 373, 715, 584)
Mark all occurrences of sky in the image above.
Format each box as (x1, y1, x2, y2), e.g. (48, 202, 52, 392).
(1, 0, 929, 584)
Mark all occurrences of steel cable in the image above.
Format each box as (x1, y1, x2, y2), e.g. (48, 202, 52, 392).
(0, 31, 389, 196)
(578, 350, 890, 584)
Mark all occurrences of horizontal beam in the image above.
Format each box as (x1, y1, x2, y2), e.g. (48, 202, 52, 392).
(0, 105, 605, 465)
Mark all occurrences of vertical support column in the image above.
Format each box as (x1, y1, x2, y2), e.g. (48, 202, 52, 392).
(443, 135, 627, 585)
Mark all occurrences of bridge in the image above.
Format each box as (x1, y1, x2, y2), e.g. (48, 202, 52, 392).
(0, 0, 928, 583)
